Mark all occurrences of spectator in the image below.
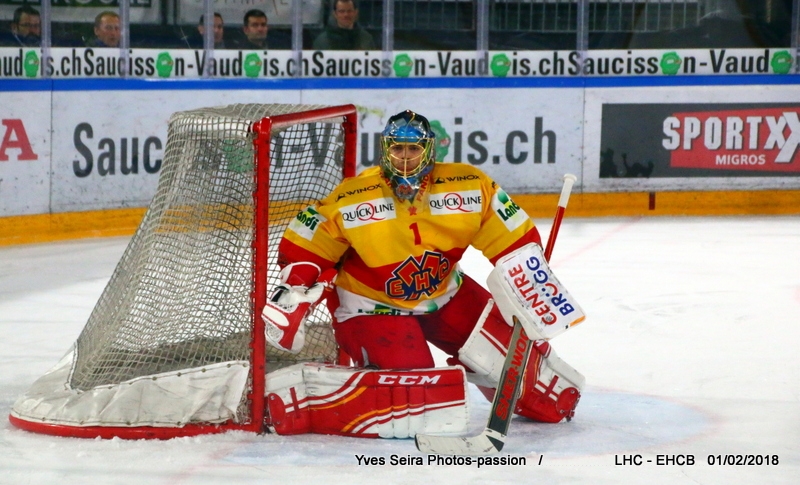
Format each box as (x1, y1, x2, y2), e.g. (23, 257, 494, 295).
(86, 11, 120, 48)
(3, 5, 41, 47)
(187, 13, 226, 49)
(313, 0, 375, 50)
(235, 9, 268, 49)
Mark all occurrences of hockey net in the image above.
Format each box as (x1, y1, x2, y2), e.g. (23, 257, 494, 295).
(9, 103, 357, 439)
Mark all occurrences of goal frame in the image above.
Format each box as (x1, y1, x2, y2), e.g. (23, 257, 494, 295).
(8, 104, 358, 439)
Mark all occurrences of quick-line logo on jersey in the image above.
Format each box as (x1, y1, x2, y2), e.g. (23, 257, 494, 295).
(429, 190, 482, 215)
(340, 198, 396, 228)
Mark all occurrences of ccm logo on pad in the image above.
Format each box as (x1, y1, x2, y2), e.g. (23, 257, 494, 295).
(377, 375, 441, 385)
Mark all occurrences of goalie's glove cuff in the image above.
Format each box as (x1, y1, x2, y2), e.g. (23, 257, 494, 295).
(262, 263, 337, 354)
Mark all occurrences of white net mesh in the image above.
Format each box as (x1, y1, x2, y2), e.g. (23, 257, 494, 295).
(68, 104, 347, 424)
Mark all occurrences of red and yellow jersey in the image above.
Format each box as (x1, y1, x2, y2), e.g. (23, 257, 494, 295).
(279, 163, 541, 321)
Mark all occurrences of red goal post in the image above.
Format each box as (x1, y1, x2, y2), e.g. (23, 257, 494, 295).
(9, 104, 358, 439)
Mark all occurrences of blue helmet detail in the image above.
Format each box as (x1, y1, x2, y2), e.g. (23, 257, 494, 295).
(380, 110, 436, 201)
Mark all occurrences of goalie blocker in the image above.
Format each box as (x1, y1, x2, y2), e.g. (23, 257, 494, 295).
(488, 242, 586, 341)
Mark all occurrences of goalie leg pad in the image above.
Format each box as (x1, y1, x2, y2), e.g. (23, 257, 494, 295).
(457, 309, 585, 423)
(514, 340, 585, 423)
(265, 364, 469, 438)
(455, 299, 512, 388)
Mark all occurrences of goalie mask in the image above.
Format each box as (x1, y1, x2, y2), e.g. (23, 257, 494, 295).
(380, 110, 435, 201)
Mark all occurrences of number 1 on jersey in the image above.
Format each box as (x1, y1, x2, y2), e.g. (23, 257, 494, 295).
(409, 222, 422, 245)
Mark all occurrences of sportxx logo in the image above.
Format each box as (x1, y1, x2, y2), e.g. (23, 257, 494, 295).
(663, 107, 800, 172)
(386, 251, 451, 301)
(377, 374, 441, 385)
(429, 190, 482, 215)
(340, 197, 396, 229)
(1, 119, 38, 161)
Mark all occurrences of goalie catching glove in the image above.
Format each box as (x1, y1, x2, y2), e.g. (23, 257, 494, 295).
(262, 262, 337, 353)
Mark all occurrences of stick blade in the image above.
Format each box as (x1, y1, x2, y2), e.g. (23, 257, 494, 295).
(415, 430, 504, 455)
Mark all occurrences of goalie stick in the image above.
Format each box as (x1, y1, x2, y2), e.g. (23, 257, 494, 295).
(415, 173, 578, 456)
(544, 174, 577, 261)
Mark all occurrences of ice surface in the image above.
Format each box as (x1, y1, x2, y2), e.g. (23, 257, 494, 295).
(1, 216, 798, 484)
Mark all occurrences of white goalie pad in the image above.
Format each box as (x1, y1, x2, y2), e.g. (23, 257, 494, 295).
(457, 301, 584, 388)
(457, 309, 586, 423)
(487, 242, 586, 341)
(457, 300, 507, 388)
(265, 363, 469, 439)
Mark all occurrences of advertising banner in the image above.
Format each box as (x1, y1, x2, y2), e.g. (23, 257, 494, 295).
(583, 84, 800, 192)
(0, 92, 51, 216)
(602, 103, 800, 177)
(0, 47, 796, 80)
(2, 80, 799, 218)
(46, 87, 583, 213)
(49, 88, 303, 212)
(304, 88, 585, 194)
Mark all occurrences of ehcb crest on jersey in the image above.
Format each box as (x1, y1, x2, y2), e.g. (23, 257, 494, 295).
(288, 206, 327, 240)
(429, 190, 482, 215)
(386, 251, 451, 300)
(491, 189, 527, 231)
(340, 198, 397, 229)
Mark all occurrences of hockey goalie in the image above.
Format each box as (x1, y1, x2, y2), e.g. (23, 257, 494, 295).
(262, 110, 585, 439)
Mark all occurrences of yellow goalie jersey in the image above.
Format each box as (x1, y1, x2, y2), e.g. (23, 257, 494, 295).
(279, 163, 541, 322)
